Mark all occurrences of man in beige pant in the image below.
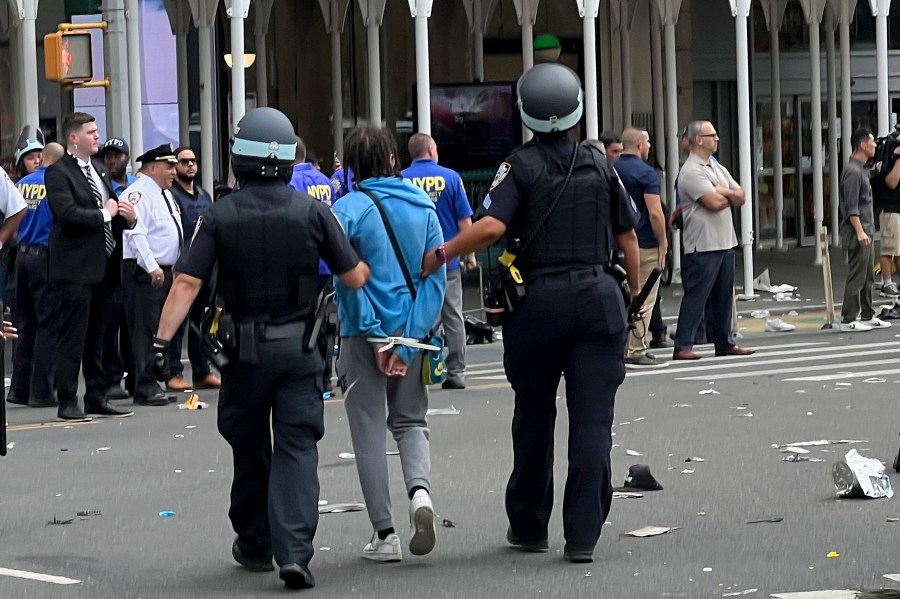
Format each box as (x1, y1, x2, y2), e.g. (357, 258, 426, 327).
(614, 127, 668, 368)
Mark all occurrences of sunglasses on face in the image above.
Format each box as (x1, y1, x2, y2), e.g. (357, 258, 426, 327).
(178, 158, 197, 166)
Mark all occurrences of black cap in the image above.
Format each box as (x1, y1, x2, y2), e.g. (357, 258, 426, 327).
(101, 138, 130, 157)
(613, 464, 664, 492)
(136, 143, 177, 164)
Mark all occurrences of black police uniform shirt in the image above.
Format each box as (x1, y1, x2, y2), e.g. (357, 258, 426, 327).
(176, 188, 360, 288)
(480, 136, 638, 244)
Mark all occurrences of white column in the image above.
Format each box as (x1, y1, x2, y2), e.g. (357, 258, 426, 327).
(410, 0, 434, 134)
(619, 0, 635, 127)
(255, 0, 274, 108)
(358, 0, 387, 126)
(19, 0, 39, 130)
(104, 0, 131, 145)
(839, 2, 856, 165)
(732, 0, 755, 294)
(663, 13, 681, 271)
(826, 9, 840, 247)
(801, 0, 826, 265)
(871, 0, 890, 135)
(9, 24, 22, 135)
(514, 0, 538, 141)
(125, 0, 144, 172)
(762, 0, 787, 249)
(579, 0, 601, 139)
(650, 1, 666, 172)
(193, 0, 219, 195)
(226, 0, 251, 132)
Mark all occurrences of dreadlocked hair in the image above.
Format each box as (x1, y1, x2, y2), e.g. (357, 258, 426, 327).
(344, 124, 401, 184)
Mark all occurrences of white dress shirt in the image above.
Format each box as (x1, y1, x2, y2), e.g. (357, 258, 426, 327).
(122, 175, 183, 273)
(72, 154, 112, 222)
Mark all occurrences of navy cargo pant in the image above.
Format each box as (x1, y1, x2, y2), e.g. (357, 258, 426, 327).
(217, 330, 325, 568)
(503, 266, 628, 551)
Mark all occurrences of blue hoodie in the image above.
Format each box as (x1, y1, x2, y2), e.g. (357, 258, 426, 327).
(332, 176, 446, 365)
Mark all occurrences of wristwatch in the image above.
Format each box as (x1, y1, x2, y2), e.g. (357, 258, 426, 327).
(434, 244, 447, 265)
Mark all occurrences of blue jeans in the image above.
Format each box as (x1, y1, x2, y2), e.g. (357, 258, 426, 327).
(674, 249, 736, 353)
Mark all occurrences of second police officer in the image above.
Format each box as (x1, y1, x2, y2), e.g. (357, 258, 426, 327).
(422, 63, 640, 563)
(153, 107, 369, 589)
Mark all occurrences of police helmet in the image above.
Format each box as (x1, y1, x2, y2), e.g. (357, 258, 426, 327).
(231, 107, 297, 181)
(516, 64, 584, 134)
(15, 138, 44, 167)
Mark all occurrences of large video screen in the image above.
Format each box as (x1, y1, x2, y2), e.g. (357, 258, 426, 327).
(426, 83, 521, 170)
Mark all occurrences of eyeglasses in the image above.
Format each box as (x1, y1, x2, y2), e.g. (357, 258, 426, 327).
(178, 158, 197, 166)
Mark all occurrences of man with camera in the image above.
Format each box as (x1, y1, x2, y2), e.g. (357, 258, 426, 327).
(873, 138, 900, 297)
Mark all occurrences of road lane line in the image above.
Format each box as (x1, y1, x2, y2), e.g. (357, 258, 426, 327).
(0, 567, 81, 585)
(674, 358, 893, 380)
(783, 367, 900, 381)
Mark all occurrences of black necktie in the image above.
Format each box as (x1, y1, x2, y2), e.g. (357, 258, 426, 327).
(85, 164, 115, 256)
(162, 190, 184, 250)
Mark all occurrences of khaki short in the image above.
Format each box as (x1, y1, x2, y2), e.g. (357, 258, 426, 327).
(880, 212, 900, 256)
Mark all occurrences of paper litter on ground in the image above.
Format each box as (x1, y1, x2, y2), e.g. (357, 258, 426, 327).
(722, 589, 758, 596)
(318, 502, 365, 514)
(426, 406, 460, 416)
(699, 389, 720, 395)
(625, 449, 643, 456)
(612, 491, 644, 499)
(622, 525, 680, 537)
(774, 439, 868, 449)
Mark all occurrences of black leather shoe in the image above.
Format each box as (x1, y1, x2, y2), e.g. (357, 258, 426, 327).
(442, 379, 466, 390)
(563, 545, 594, 563)
(134, 393, 170, 407)
(6, 391, 27, 406)
(85, 400, 134, 418)
(649, 336, 669, 349)
(105, 385, 131, 401)
(506, 528, 549, 552)
(28, 395, 58, 408)
(231, 540, 274, 572)
(58, 404, 92, 421)
(279, 563, 315, 589)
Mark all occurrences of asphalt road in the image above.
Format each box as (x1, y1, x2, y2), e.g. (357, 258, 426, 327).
(2, 324, 900, 599)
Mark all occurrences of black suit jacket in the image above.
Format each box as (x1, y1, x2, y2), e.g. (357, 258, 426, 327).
(46, 153, 126, 285)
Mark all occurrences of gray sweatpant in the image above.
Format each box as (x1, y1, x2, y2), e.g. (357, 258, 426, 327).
(440, 268, 467, 385)
(338, 336, 432, 532)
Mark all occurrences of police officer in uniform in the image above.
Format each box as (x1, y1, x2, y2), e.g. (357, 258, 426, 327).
(422, 63, 640, 563)
(122, 144, 182, 407)
(153, 107, 369, 589)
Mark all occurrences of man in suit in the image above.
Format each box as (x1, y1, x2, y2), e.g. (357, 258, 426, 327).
(46, 112, 137, 420)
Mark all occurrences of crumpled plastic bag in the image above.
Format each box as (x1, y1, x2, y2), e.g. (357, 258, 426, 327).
(832, 449, 894, 499)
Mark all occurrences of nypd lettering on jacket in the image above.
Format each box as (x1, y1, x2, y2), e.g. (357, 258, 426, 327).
(17, 181, 46, 210)
(409, 176, 446, 203)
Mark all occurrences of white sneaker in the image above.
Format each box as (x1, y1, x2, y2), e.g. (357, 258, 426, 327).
(408, 489, 436, 556)
(839, 321, 872, 332)
(764, 318, 795, 332)
(363, 532, 402, 562)
(862, 317, 892, 329)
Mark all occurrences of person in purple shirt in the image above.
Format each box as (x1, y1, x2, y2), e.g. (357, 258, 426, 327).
(290, 138, 338, 391)
(402, 133, 476, 390)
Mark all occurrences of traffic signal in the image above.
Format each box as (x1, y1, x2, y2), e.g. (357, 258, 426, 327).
(44, 31, 93, 82)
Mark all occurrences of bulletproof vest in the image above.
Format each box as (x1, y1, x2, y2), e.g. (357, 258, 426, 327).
(511, 143, 612, 271)
(213, 185, 321, 321)
(873, 174, 900, 213)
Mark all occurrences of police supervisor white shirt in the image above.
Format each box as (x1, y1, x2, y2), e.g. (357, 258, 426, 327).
(122, 175, 183, 271)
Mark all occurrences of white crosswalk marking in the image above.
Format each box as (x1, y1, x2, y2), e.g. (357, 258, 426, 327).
(642, 339, 900, 381)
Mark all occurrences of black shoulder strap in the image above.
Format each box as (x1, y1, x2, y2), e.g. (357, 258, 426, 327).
(358, 186, 417, 301)
(516, 141, 579, 256)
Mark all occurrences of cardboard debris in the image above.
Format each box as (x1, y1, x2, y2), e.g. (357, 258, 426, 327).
(622, 525, 680, 537)
(318, 502, 365, 514)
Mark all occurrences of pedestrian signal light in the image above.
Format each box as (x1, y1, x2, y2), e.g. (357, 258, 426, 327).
(44, 31, 93, 82)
